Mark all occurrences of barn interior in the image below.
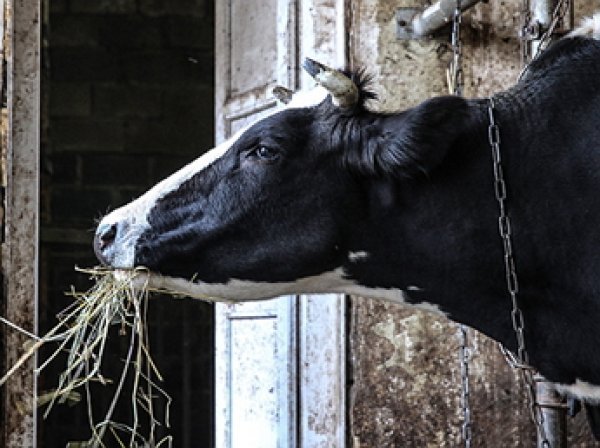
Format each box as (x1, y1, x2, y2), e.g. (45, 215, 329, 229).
(0, 0, 598, 446)
(39, 0, 216, 445)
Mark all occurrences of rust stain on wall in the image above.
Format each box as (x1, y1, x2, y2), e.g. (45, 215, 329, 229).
(348, 0, 599, 446)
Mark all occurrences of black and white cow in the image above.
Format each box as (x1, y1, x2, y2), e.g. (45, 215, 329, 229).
(95, 15, 600, 438)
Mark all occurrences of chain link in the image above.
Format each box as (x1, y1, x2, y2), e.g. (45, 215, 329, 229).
(519, 0, 571, 75)
(448, 3, 472, 447)
(519, 0, 533, 66)
(459, 325, 472, 448)
(534, 0, 571, 59)
(488, 98, 551, 447)
(500, 3, 571, 445)
(448, 0, 464, 97)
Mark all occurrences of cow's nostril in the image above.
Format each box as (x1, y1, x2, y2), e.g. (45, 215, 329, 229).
(97, 223, 118, 250)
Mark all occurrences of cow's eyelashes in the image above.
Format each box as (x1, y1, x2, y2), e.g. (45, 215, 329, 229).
(247, 146, 280, 162)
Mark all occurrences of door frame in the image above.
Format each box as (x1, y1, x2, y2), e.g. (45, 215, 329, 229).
(214, 1, 348, 446)
(1, 0, 41, 446)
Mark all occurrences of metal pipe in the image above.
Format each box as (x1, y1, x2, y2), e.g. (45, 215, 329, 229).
(414, 0, 481, 36)
(531, 0, 558, 28)
(535, 375, 568, 448)
(400, 0, 482, 39)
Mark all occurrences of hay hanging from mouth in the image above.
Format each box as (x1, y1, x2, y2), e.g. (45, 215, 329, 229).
(0, 267, 189, 447)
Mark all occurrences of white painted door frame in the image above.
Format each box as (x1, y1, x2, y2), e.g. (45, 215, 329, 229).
(215, 1, 348, 447)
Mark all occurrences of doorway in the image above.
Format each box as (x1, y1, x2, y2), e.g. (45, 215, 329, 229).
(39, 0, 216, 446)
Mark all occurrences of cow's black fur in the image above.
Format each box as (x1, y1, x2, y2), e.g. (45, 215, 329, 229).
(140, 35, 600, 377)
(104, 35, 600, 435)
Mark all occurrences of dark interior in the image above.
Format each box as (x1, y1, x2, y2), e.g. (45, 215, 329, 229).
(39, 0, 215, 445)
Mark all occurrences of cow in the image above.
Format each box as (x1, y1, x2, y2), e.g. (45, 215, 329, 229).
(94, 14, 600, 440)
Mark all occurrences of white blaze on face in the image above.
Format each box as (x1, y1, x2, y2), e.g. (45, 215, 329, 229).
(97, 86, 330, 269)
(98, 141, 231, 268)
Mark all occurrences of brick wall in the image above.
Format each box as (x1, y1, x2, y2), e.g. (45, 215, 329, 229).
(40, 0, 215, 446)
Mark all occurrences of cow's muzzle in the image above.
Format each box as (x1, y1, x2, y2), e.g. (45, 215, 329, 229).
(94, 222, 118, 265)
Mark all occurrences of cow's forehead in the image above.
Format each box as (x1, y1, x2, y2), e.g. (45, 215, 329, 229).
(286, 85, 329, 109)
(227, 85, 328, 146)
(96, 85, 330, 268)
(161, 85, 329, 192)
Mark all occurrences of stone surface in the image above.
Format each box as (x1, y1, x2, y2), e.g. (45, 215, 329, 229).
(348, 0, 599, 446)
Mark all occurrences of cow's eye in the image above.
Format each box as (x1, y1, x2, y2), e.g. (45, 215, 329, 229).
(249, 146, 279, 161)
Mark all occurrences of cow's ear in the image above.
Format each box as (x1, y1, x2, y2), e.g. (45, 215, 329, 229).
(273, 86, 294, 104)
(360, 96, 470, 179)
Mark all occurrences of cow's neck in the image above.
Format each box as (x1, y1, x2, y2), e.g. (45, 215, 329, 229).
(343, 99, 522, 350)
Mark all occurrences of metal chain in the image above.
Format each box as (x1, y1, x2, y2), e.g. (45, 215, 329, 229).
(534, 0, 571, 59)
(519, 0, 571, 74)
(459, 325, 472, 448)
(448, 3, 472, 447)
(518, 0, 533, 66)
(498, 3, 571, 445)
(487, 98, 550, 447)
(448, 0, 464, 96)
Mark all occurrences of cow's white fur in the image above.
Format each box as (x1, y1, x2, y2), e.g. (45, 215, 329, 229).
(129, 267, 447, 316)
(568, 13, 600, 39)
(348, 251, 370, 262)
(98, 86, 329, 268)
(128, 267, 350, 301)
(101, 47, 600, 402)
(340, 283, 446, 316)
(555, 380, 600, 403)
(100, 141, 231, 267)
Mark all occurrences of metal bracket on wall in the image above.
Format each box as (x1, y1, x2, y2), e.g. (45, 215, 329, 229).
(396, 8, 422, 40)
(396, 0, 482, 40)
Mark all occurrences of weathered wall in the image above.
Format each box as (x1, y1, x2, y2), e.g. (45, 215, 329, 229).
(348, 0, 599, 446)
(39, 0, 215, 446)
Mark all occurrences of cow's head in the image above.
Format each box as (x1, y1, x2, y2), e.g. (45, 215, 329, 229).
(94, 59, 467, 300)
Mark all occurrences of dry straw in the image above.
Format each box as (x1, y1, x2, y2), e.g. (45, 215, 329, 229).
(0, 266, 220, 447)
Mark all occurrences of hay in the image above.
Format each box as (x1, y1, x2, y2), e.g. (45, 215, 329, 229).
(0, 267, 196, 447)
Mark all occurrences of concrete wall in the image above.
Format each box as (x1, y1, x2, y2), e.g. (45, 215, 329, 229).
(39, 0, 215, 446)
(348, 0, 599, 446)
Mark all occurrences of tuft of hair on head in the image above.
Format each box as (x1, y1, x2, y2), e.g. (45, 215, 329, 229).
(338, 67, 378, 111)
(568, 13, 600, 40)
